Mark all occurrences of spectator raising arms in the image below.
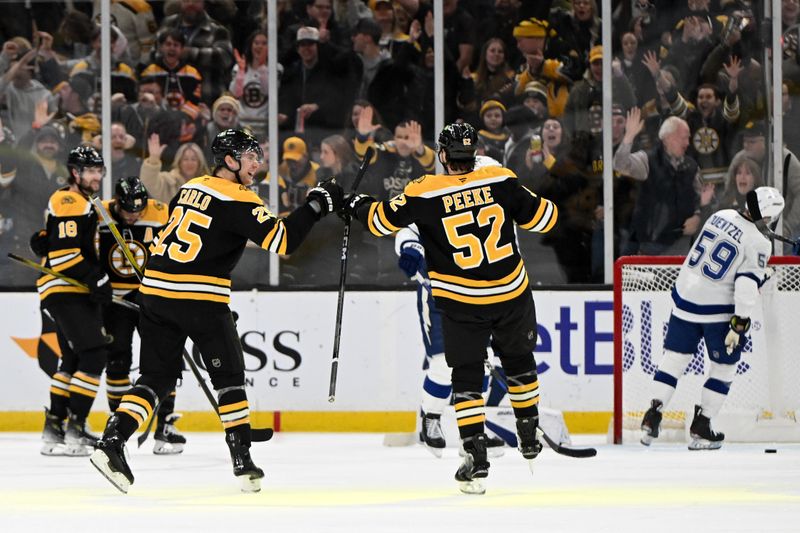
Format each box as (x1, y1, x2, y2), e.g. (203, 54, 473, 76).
(139, 133, 208, 203)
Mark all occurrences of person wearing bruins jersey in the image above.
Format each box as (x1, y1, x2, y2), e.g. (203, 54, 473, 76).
(343, 123, 558, 494)
(91, 129, 343, 494)
(98, 176, 186, 455)
(35, 146, 113, 457)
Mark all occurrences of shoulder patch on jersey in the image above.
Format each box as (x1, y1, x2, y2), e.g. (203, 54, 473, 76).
(140, 199, 169, 224)
(187, 176, 265, 205)
(404, 166, 516, 198)
(49, 190, 91, 217)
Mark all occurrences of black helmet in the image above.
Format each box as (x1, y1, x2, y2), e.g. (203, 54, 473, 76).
(67, 145, 104, 172)
(211, 128, 263, 168)
(115, 176, 148, 213)
(438, 123, 478, 162)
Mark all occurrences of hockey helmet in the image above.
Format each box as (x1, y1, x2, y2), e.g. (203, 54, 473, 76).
(67, 145, 104, 173)
(746, 186, 785, 224)
(437, 123, 478, 162)
(211, 128, 263, 168)
(115, 176, 148, 213)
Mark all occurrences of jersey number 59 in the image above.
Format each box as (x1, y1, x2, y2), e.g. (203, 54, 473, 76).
(687, 229, 738, 280)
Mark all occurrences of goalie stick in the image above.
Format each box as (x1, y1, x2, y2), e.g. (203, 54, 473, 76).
(483, 361, 597, 458)
(328, 146, 374, 402)
(8, 252, 274, 444)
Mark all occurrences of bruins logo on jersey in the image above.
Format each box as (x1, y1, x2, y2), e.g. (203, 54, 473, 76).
(243, 81, 267, 108)
(109, 240, 147, 277)
(693, 126, 720, 155)
(61, 196, 75, 205)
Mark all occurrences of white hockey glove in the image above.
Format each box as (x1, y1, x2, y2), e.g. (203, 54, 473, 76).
(724, 315, 751, 355)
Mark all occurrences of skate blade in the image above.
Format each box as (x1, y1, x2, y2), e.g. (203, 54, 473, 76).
(688, 439, 722, 451)
(64, 443, 93, 456)
(41, 442, 67, 456)
(458, 480, 486, 495)
(238, 474, 262, 493)
(640, 434, 654, 446)
(527, 459, 536, 475)
(90, 449, 131, 494)
(423, 443, 444, 458)
(153, 441, 185, 455)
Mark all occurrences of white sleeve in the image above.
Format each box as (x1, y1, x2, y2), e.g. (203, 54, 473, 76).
(733, 237, 772, 318)
(394, 224, 423, 257)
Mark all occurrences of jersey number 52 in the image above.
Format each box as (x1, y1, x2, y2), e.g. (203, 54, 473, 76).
(442, 204, 513, 269)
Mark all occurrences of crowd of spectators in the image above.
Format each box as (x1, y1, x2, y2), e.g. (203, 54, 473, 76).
(0, 0, 799, 288)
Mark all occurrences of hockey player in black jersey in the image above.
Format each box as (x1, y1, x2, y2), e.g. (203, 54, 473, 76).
(37, 146, 113, 457)
(343, 123, 559, 494)
(91, 129, 344, 494)
(98, 176, 186, 454)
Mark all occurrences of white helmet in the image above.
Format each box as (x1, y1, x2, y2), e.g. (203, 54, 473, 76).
(754, 186, 785, 222)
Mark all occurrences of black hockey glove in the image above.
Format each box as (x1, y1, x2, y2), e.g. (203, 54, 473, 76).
(306, 178, 344, 218)
(724, 315, 751, 355)
(341, 193, 375, 222)
(29, 230, 49, 257)
(398, 242, 425, 278)
(87, 270, 113, 305)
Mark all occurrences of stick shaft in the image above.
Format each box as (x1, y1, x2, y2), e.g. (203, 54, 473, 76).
(327, 146, 373, 402)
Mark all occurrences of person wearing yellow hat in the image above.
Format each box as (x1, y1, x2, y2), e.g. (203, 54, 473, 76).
(261, 136, 321, 215)
(477, 99, 509, 163)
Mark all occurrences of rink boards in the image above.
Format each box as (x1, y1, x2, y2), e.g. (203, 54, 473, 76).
(0, 289, 614, 433)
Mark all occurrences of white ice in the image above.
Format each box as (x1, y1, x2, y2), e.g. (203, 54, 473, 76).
(1, 433, 798, 533)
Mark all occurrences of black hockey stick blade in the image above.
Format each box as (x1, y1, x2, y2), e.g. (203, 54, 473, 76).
(251, 427, 274, 442)
(537, 427, 597, 458)
(136, 395, 166, 448)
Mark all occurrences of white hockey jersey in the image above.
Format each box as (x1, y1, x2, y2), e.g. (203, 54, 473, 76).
(672, 209, 772, 323)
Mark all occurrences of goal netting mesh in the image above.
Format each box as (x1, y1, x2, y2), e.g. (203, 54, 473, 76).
(613, 256, 800, 444)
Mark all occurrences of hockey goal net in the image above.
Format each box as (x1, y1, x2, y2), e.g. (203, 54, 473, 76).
(613, 255, 800, 444)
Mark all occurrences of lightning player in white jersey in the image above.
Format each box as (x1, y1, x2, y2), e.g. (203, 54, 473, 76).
(640, 186, 785, 450)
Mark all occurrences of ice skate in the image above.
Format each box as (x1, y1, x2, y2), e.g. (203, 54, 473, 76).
(688, 405, 724, 450)
(516, 416, 543, 473)
(90, 416, 134, 494)
(41, 408, 66, 456)
(226, 431, 264, 492)
(458, 434, 506, 458)
(455, 434, 489, 495)
(419, 412, 445, 458)
(640, 399, 663, 446)
(153, 413, 186, 455)
(64, 414, 99, 456)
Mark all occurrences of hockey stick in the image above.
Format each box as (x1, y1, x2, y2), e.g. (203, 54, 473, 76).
(328, 146, 374, 403)
(8, 254, 274, 444)
(483, 360, 597, 458)
(90, 196, 145, 278)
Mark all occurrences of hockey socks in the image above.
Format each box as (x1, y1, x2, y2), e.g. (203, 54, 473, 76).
(68, 371, 102, 420)
(506, 371, 540, 419)
(48, 372, 71, 419)
(105, 374, 131, 412)
(218, 387, 263, 491)
(454, 392, 485, 439)
(115, 385, 157, 440)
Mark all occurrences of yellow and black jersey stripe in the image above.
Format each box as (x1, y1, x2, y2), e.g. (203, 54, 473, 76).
(141, 175, 316, 304)
(354, 165, 558, 312)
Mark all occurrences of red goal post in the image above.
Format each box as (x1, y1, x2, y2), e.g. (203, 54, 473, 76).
(613, 255, 800, 444)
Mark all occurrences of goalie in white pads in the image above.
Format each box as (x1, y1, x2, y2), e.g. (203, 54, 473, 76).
(640, 186, 784, 450)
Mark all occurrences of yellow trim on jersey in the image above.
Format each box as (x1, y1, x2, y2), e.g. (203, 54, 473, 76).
(48, 190, 92, 217)
(510, 397, 540, 409)
(429, 260, 524, 288)
(139, 286, 230, 304)
(366, 202, 401, 236)
(519, 195, 558, 233)
(432, 272, 529, 306)
(144, 269, 231, 287)
(261, 220, 288, 254)
(48, 248, 80, 259)
(37, 285, 89, 300)
(51, 255, 83, 272)
(404, 166, 517, 198)
(111, 282, 140, 290)
(185, 176, 264, 204)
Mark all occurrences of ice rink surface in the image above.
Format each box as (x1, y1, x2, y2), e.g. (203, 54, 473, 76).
(1, 432, 798, 533)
